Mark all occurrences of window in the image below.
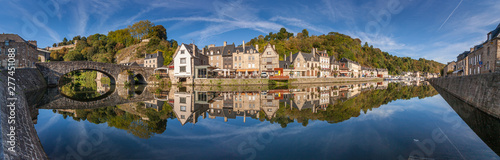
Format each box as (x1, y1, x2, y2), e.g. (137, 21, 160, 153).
(216, 63, 219, 67)
(181, 115, 185, 119)
(4, 40, 9, 46)
(181, 50, 185, 54)
(211, 51, 213, 55)
(180, 66, 186, 72)
(217, 56, 219, 60)
(248, 64, 251, 68)
(211, 57, 213, 60)
(180, 97, 186, 104)
(180, 58, 186, 64)
(249, 56, 251, 60)
(235, 57, 237, 61)
(239, 63, 242, 67)
(239, 56, 241, 60)
(267, 52, 271, 55)
(252, 64, 255, 68)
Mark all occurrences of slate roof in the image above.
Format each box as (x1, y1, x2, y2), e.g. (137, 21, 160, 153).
(145, 52, 159, 59)
(0, 34, 26, 42)
(339, 58, 359, 65)
(490, 23, 500, 40)
(279, 60, 290, 68)
(457, 51, 470, 61)
(329, 56, 336, 62)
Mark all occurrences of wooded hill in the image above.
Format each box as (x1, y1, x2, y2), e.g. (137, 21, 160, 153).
(49, 20, 443, 75)
(246, 28, 444, 75)
(49, 20, 178, 66)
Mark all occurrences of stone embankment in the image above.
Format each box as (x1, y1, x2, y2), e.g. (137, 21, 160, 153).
(0, 68, 48, 159)
(193, 77, 382, 86)
(428, 73, 500, 119)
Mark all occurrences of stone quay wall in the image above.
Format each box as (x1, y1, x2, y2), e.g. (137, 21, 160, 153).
(0, 69, 48, 159)
(193, 77, 382, 86)
(428, 73, 500, 119)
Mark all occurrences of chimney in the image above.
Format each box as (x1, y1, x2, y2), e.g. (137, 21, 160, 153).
(224, 41, 227, 46)
(284, 54, 286, 61)
(192, 43, 196, 57)
(256, 44, 259, 52)
(470, 47, 474, 52)
(242, 40, 245, 52)
(28, 40, 37, 47)
(273, 45, 275, 50)
(289, 52, 292, 63)
(208, 44, 215, 48)
(202, 48, 206, 55)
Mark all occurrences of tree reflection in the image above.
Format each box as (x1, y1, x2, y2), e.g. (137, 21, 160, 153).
(54, 82, 438, 138)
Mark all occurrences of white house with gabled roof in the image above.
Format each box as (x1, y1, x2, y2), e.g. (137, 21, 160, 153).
(172, 43, 208, 84)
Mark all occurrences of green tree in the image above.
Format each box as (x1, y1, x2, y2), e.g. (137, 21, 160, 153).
(148, 25, 167, 40)
(302, 29, 309, 38)
(128, 20, 154, 39)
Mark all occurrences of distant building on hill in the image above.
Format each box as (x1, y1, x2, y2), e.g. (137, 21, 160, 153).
(144, 51, 164, 68)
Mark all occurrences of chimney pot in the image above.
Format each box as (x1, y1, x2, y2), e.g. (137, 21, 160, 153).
(243, 40, 245, 52)
(224, 41, 227, 46)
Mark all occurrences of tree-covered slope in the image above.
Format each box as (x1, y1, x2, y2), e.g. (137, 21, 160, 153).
(246, 28, 444, 74)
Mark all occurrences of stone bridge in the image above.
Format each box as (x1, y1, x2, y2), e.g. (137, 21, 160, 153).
(35, 61, 154, 86)
(37, 85, 156, 110)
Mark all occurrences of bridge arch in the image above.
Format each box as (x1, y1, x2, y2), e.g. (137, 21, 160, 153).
(58, 69, 116, 86)
(36, 61, 154, 86)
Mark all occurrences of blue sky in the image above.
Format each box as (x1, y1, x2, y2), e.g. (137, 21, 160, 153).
(1, 0, 499, 63)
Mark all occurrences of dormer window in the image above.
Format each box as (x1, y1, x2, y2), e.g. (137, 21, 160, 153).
(5, 40, 9, 46)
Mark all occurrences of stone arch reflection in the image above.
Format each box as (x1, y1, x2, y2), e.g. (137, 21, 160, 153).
(58, 70, 116, 102)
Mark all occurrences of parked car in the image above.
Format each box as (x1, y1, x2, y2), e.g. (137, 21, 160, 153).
(261, 72, 268, 78)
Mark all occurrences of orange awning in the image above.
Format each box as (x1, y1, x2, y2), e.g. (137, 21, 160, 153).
(236, 69, 259, 72)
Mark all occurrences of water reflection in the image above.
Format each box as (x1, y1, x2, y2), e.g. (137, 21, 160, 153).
(435, 86, 500, 155)
(44, 81, 439, 133)
(31, 80, 500, 159)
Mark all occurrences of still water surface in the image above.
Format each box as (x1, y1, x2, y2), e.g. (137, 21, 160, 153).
(30, 81, 499, 160)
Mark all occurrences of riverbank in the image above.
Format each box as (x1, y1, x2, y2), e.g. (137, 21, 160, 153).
(0, 69, 48, 159)
(428, 72, 500, 119)
(193, 77, 382, 86)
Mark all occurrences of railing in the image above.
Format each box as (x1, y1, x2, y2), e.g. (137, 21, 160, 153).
(269, 75, 289, 80)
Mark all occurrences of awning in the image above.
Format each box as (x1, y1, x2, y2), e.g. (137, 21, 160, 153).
(236, 69, 259, 72)
(452, 69, 463, 74)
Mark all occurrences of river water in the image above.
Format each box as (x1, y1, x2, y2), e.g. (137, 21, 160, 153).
(29, 81, 499, 160)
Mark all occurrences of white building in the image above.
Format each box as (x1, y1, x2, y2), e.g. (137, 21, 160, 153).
(172, 43, 208, 84)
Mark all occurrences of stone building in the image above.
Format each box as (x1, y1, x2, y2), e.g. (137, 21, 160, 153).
(207, 44, 223, 69)
(468, 24, 500, 75)
(0, 34, 40, 68)
(172, 43, 208, 84)
(232, 41, 260, 77)
(260, 43, 280, 76)
(144, 51, 164, 68)
(339, 58, 360, 78)
(330, 56, 339, 77)
(455, 51, 470, 76)
(376, 68, 389, 78)
(443, 61, 456, 77)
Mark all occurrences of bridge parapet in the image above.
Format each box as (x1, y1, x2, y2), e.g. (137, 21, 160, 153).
(35, 61, 154, 86)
